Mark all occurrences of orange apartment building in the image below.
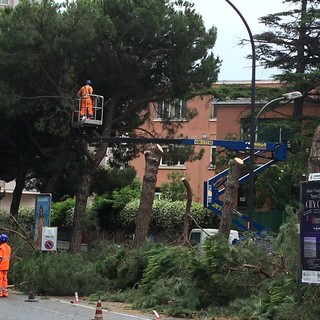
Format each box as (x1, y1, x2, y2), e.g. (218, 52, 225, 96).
(130, 81, 320, 205)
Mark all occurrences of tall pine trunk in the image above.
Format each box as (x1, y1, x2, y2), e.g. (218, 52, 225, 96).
(219, 157, 244, 239)
(308, 125, 320, 175)
(182, 177, 192, 243)
(69, 99, 113, 253)
(69, 140, 108, 253)
(69, 168, 93, 253)
(133, 144, 163, 247)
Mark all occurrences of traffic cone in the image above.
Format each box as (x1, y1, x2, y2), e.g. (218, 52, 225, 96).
(153, 310, 161, 319)
(92, 299, 104, 320)
(74, 292, 80, 304)
(25, 284, 38, 302)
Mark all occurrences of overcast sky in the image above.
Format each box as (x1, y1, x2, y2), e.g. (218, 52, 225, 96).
(193, 0, 294, 81)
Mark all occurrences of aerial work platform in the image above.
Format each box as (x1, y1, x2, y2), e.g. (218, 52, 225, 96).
(73, 94, 104, 127)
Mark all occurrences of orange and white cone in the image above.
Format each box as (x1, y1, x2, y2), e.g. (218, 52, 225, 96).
(74, 292, 80, 304)
(92, 299, 104, 320)
(153, 310, 161, 319)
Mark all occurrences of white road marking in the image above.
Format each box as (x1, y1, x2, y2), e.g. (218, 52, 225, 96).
(32, 306, 75, 318)
(52, 298, 151, 319)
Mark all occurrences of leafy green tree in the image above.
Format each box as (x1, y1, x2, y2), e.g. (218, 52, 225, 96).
(66, 0, 220, 251)
(255, 153, 307, 210)
(240, 0, 320, 211)
(255, 0, 320, 102)
(0, 0, 220, 250)
(92, 166, 137, 196)
(0, 0, 81, 213)
(160, 171, 188, 202)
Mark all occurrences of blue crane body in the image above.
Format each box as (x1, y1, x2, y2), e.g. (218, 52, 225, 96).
(84, 135, 287, 232)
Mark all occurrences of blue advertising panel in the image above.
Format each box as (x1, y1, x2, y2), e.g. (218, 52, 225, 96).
(300, 181, 320, 284)
(34, 194, 52, 245)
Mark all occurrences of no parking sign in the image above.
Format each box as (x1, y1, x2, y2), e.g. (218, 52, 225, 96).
(41, 227, 58, 251)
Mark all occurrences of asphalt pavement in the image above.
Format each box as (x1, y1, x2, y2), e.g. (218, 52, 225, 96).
(0, 291, 153, 320)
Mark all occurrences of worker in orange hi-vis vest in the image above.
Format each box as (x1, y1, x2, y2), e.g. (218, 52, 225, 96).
(0, 234, 11, 298)
(77, 80, 94, 119)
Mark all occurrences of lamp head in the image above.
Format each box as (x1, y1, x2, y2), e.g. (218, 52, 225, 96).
(282, 91, 302, 100)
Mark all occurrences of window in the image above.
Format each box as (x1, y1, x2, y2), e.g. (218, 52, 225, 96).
(210, 99, 218, 119)
(0, 0, 9, 5)
(156, 100, 187, 120)
(154, 192, 162, 200)
(209, 146, 217, 169)
(160, 146, 186, 167)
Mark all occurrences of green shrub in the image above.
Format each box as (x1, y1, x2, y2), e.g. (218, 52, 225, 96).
(94, 241, 160, 290)
(51, 198, 75, 227)
(133, 245, 200, 315)
(0, 207, 35, 233)
(11, 251, 106, 296)
(118, 199, 220, 237)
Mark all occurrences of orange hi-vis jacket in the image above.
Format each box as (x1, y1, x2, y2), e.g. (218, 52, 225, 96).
(77, 84, 93, 99)
(0, 243, 11, 271)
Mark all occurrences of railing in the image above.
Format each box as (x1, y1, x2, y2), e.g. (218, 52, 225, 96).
(73, 94, 104, 126)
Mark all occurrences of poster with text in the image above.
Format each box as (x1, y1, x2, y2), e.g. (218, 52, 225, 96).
(34, 194, 51, 247)
(300, 181, 320, 284)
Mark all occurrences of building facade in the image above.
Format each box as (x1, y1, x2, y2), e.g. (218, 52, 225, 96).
(130, 82, 320, 204)
(0, 180, 39, 212)
(0, 0, 19, 8)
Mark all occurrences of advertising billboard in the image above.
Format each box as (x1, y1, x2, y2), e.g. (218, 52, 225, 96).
(34, 193, 52, 248)
(300, 181, 320, 284)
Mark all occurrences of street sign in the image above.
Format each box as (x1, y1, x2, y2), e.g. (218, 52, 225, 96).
(309, 173, 320, 181)
(41, 227, 58, 251)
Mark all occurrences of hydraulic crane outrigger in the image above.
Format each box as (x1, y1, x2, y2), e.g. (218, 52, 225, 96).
(86, 135, 287, 232)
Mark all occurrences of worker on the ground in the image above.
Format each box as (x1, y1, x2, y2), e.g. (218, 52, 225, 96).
(77, 80, 94, 119)
(0, 234, 11, 298)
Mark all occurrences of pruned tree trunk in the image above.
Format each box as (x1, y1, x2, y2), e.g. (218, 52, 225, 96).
(219, 157, 244, 239)
(10, 164, 27, 217)
(181, 177, 192, 243)
(133, 144, 163, 247)
(308, 125, 320, 176)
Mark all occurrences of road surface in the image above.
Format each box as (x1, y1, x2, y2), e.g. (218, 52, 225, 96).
(0, 291, 155, 320)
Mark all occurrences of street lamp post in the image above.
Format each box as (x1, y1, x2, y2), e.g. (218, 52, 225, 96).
(224, 1, 303, 231)
(224, 0, 256, 230)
